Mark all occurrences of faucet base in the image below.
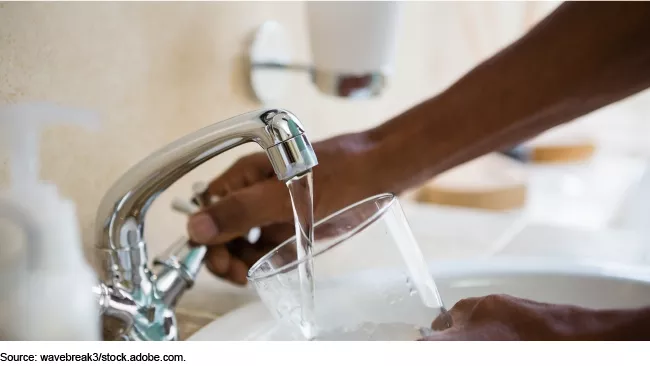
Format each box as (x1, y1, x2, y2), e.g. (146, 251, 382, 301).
(101, 311, 178, 341)
(95, 282, 180, 341)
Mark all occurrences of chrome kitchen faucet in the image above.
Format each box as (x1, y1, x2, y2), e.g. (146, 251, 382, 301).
(92, 109, 318, 341)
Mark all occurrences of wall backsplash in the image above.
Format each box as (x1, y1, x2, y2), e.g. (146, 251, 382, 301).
(0, 1, 560, 313)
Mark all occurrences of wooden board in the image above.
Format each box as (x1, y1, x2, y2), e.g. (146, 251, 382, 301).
(416, 154, 527, 211)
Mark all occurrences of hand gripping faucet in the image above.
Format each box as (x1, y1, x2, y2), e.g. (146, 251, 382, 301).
(93, 109, 318, 341)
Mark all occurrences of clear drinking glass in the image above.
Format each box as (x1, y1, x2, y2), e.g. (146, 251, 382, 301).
(247, 193, 449, 341)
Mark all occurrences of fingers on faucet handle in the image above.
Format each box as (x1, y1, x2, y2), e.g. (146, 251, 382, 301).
(193, 181, 262, 245)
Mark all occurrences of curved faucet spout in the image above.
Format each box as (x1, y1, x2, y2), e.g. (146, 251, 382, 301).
(93, 108, 318, 340)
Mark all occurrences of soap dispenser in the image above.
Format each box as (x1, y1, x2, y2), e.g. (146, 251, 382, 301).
(0, 102, 101, 341)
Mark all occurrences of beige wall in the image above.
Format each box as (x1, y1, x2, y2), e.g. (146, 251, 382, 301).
(0, 1, 558, 311)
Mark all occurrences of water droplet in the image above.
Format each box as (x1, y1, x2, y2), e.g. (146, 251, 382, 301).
(405, 275, 417, 296)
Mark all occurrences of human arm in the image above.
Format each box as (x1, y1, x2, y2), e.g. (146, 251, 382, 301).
(364, 1, 650, 196)
(188, 2, 650, 283)
(420, 294, 650, 341)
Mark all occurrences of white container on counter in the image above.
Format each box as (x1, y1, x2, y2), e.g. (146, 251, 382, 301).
(0, 102, 100, 341)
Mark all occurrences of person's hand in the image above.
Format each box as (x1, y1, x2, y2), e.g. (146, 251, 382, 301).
(186, 132, 385, 285)
(420, 294, 650, 341)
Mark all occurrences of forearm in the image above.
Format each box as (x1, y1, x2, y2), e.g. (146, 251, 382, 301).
(568, 306, 650, 341)
(367, 1, 650, 195)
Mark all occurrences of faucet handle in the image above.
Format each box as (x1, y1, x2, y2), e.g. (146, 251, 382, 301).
(169, 182, 211, 216)
(153, 237, 206, 283)
(190, 182, 212, 207)
(156, 185, 211, 305)
(152, 237, 207, 308)
(171, 198, 199, 215)
(160, 196, 205, 295)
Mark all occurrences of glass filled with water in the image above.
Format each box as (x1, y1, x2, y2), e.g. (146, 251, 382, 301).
(247, 193, 450, 341)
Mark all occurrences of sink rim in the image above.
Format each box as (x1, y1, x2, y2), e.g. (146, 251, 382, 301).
(425, 256, 650, 283)
(188, 256, 650, 341)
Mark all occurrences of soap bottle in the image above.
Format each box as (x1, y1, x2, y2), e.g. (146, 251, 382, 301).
(0, 102, 101, 340)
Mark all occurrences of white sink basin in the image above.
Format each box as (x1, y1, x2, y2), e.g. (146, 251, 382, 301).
(188, 257, 650, 341)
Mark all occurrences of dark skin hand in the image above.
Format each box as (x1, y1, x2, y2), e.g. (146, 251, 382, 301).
(190, 132, 382, 284)
(421, 295, 650, 341)
(188, 2, 650, 339)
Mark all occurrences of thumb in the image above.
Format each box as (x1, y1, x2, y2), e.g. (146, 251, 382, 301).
(187, 180, 292, 245)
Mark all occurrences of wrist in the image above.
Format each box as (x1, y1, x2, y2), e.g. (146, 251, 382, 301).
(362, 95, 485, 196)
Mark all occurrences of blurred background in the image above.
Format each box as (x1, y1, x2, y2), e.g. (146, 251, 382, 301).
(1, 1, 649, 322)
